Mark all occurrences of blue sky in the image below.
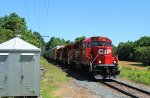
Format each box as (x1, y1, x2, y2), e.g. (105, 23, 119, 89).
(0, 0, 150, 46)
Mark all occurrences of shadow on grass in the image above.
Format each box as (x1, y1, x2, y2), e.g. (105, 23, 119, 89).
(58, 64, 94, 82)
(44, 57, 93, 82)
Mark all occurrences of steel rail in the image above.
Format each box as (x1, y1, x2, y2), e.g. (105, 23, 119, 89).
(111, 79, 150, 96)
(99, 79, 150, 98)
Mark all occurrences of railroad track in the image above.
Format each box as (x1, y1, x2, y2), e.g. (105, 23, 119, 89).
(99, 79, 150, 98)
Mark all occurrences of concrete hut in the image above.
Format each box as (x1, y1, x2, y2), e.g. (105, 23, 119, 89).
(0, 36, 41, 97)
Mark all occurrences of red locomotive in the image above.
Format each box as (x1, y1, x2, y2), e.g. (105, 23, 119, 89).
(45, 36, 120, 79)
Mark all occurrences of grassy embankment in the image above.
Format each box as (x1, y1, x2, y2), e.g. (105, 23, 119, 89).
(40, 57, 71, 98)
(119, 61, 150, 85)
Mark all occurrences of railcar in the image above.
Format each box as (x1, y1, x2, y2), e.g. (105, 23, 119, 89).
(46, 36, 120, 79)
(44, 45, 64, 60)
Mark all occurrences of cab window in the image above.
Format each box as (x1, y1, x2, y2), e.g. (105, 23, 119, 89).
(92, 41, 98, 46)
(83, 42, 86, 49)
(87, 42, 91, 48)
(107, 42, 112, 46)
(92, 41, 106, 46)
(99, 41, 106, 46)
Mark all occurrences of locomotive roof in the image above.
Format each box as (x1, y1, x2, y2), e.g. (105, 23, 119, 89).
(83, 36, 111, 42)
(58, 36, 112, 49)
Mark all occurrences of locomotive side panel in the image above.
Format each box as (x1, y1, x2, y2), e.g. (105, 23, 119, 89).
(82, 38, 92, 65)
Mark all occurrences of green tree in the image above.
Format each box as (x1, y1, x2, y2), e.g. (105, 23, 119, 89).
(117, 41, 135, 61)
(34, 32, 45, 44)
(112, 44, 117, 55)
(75, 36, 86, 42)
(135, 46, 150, 64)
(0, 27, 14, 43)
(135, 36, 150, 47)
(0, 13, 44, 51)
(117, 36, 150, 65)
(66, 40, 71, 44)
(46, 37, 67, 51)
(0, 13, 27, 35)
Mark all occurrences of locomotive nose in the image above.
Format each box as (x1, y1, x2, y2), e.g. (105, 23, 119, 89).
(92, 47, 112, 64)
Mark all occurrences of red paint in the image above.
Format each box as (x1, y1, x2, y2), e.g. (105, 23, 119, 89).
(57, 36, 118, 65)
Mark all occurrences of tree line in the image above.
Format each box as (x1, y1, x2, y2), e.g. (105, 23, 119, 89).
(45, 35, 86, 51)
(117, 36, 150, 65)
(0, 13, 149, 65)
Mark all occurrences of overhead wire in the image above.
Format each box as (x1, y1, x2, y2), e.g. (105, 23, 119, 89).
(23, 0, 30, 39)
(24, 0, 31, 31)
(34, 0, 38, 31)
(42, 0, 46, 35)
(45, 0, 50, 36)
(24, 0, 50, 40)
(38, 0, 41, 33)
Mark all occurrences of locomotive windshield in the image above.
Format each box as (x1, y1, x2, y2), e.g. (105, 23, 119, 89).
(92, 41, 106, 46)
(92, 41, 112, 46)
(107, 42, 112, 46)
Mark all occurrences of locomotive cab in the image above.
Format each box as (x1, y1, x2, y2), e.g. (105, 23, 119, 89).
(89, 37, 120, 79)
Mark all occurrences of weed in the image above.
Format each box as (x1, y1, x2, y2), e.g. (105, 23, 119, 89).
(120, 66, 150, 85)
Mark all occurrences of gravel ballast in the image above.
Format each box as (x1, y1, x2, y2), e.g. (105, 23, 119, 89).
(117, 78, 150, 93)
(74, 80, 129, 98)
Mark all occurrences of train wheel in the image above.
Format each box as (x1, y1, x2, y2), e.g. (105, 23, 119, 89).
(108, 70, 111, 79)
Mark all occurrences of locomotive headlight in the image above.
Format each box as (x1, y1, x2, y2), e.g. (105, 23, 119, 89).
(99, 61, 101, 63)
(113, 61, 116, 63)
(104, 50, 107, 54)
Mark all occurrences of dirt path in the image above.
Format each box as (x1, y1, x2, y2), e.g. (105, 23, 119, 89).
(52, 80, 99, 98)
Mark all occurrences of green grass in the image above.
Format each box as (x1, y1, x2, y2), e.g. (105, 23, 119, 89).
(40, 57, 71, 98)
(120, 66, 150, 85)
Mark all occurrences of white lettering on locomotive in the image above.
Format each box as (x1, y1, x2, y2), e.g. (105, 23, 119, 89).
(99, 49, 103, 54)
(107, 49, 111, 54)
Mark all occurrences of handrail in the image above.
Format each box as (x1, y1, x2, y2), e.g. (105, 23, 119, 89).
(91, 53, 100, 64)
(89, 53, 100, 71)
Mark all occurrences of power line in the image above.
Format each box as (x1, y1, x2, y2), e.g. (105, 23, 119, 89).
(42, 0, 46, 35)
(38, 0, 41, 33)
(24, 0, 31, 31)
(34, 0, 38, 31)
(45, 0, 50, 35)
(23, 0, 50, 39)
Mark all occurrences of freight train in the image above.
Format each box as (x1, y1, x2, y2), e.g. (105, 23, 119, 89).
(45, 36, 120, 79)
